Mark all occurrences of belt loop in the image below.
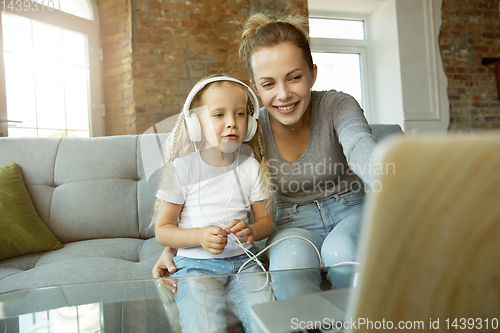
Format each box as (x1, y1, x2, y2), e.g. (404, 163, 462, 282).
(292, 204, 298, 214)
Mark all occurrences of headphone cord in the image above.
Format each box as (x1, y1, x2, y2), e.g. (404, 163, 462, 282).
(193, 145, 357, 293)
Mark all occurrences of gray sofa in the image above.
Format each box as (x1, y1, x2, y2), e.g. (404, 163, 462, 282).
(0, 135, 164, 294)
(0, 125, 403, 325)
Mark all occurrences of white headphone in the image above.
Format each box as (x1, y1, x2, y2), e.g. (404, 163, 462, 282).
(183, 76, 260, 143)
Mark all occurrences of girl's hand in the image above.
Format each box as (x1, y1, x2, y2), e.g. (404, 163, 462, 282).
(199, 226, 228, 255)
(225, 219, 254, 244)
(152, 247, 177, 278)
(152, 247, 178, 293)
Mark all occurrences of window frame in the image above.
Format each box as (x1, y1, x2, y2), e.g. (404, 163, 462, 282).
(309, 14, 373, 123)
(0, 1, 103, 137)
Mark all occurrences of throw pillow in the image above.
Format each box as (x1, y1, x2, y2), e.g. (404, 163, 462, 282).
(0, 163, 62, 260)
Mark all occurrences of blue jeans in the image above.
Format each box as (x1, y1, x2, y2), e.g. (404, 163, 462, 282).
(171, 249, 274, 333)
(267, 188, 365, 299)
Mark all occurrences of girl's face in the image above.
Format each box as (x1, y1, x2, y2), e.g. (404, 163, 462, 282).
(251, 42, 317, 128)
(196, 84, 248, 154)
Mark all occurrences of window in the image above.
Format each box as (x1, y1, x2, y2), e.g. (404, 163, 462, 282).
(308, 0, 449, 133)
(52, 0, 93, 20)
(309, 18, 364, 40)
(0, 0, 103, 137)
(309, 17, 371, 122)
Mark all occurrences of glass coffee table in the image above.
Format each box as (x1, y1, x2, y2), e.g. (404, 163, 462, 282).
(0, 266, 358, 333)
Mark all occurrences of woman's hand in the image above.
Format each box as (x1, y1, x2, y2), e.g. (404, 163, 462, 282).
(226, 219, 254, 244)
(199, 226, 228, 255)
(153, 247, 178, 292)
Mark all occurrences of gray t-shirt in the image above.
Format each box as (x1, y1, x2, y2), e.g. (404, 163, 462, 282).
(260, 90, 377, 205)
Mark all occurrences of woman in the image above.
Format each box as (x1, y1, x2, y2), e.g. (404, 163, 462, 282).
(153, 13, 377, 300)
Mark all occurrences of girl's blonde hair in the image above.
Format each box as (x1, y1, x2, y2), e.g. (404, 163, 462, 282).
(239, 13, 314, 82)
(151, 74, 274, 226)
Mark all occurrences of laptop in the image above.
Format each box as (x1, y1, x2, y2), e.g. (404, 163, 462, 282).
(251, 287, 351, 333)
(251, 134, 500, 333)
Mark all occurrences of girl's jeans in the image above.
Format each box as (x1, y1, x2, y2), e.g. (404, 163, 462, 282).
(171, 248, 274, 333)
(268, 188, 365, 300)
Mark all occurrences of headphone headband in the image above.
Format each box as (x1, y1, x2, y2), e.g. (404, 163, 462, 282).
(182, 76, 260, 120)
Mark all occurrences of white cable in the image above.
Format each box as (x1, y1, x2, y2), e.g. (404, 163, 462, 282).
(220, 146, 241, 230)
(234, 238, 361, 293)
(231, 232, 361, 292)
(234, 235, 322, 292)
(196, 147, 237, 225)
(193, 145, 356, 293)
(329, 261, 361, 268)
(217, 148, 325, 292)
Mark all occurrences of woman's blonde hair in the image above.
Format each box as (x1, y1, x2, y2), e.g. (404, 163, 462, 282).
(239, 13, 314, 82)
(151, 74, 274, 226)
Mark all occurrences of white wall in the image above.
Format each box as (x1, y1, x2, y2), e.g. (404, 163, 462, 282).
(395, 0, 449, 133)
(368, 0, 405, 128)
(309, 0, 450, 133)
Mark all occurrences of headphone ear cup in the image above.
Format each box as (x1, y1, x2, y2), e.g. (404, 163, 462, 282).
(244, 116, 257, 142)
(185, 113, 202, 142)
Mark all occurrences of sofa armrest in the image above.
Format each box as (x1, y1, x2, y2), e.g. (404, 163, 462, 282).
(370, 124, 404, 142)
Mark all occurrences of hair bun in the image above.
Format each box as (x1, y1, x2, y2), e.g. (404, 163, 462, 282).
(239, 13, 313, 81)
(242, 13, 271, 39)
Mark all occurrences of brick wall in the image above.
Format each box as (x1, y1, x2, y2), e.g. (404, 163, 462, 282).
(131, 0, 307, 134)
(95, 0, 499, 134)
(440, 0, 500, 131)
(97, 0, 307, 135)
(96, 0, 136, 135)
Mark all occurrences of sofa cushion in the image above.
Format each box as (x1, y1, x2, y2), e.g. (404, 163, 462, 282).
(50, 179, 140, 243)
(138, 178, 157, 239)
(0, 238, 163, 294)
(54, 136, 138, 184)
(0, 137, 61, 186)
(0, 163, 63, 261)
(1, 258, 137, 293)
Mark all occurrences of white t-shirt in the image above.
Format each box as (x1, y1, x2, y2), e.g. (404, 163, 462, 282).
(157, 146, 264, 259)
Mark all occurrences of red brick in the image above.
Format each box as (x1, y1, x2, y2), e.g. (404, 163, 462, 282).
(149, 1, 161, 11)
(178, 4, 193, 11)
(162, 3, 176, 11)
(98, 0, 308, 134)
(181, 20, 197, 28)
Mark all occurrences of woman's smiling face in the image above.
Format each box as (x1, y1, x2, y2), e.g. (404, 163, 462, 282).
(251, 42, 317, 128)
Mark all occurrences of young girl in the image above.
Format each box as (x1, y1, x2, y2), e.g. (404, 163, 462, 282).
(153, 75, 274, 333)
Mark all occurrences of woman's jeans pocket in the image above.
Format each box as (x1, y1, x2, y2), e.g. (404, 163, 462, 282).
(275, 205, 295, 227)
(338, 188, 365, 206)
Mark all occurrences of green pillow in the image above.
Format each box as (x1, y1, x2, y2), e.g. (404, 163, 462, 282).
(0, 163, 62, 260)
